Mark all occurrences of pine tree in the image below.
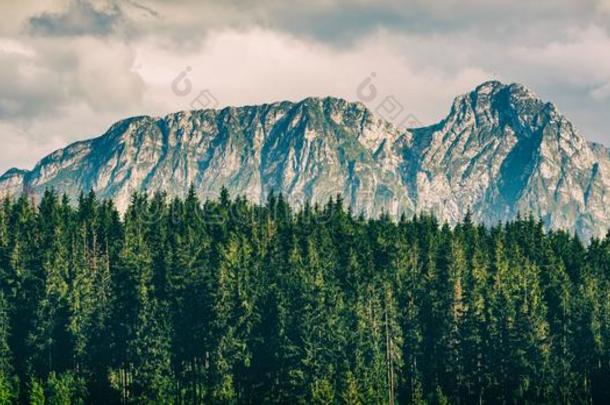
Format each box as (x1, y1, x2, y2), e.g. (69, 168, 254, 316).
(29, 190, 73, 375)
(342, 371, 363, 405)
(461, 246, 490, 404)
(28, 377, 45, 405)
(46, 371, 86, 405)
(511, 261, 550, 401)
(111, 193, 173, 403)
(6, 196, 38, 383)
(0, 292, 16, 404)
(209, 233, 255, 402)
(310, 377, 334, 404)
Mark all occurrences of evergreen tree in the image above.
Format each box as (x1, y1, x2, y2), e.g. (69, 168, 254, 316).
(0, 190, 608, 403)
(28, 377, 45, 405)
(0, 292, 16, 404)
(29, 190, 73, 375)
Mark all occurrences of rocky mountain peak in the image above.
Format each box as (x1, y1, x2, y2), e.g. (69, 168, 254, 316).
(451, 81, 542, 119)
(442, 81, 573, 145)
(1, 82, 609, 240)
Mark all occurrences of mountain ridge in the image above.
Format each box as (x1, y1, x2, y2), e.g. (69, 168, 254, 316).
(2, 81, 609, 240)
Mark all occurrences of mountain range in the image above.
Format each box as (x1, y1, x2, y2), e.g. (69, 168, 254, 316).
(1, 80, 609, 240)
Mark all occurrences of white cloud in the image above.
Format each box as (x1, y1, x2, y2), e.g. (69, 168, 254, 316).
(508, 26, 610, 88)
(592, 82, 610, 100)
(0, 36, 146, 119)
(0, 1, 609, 173)
(29, 0, 122, 37)
(133, 28, 491, 125)
(598, 0, 610, 13)
(0, 39, 35, 57)
(0, 121, 73, 171)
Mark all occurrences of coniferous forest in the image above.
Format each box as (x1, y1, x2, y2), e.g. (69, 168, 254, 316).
(1, 188, 610, 404)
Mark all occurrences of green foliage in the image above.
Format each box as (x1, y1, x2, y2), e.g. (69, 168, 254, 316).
(0, 190, 609, 403)
(0, 373, 17, 405)
(341, 372, 362, 405)
(310, 378, 334, 404)
(47, 371, 86, 405)
(28, 378, 45, 405)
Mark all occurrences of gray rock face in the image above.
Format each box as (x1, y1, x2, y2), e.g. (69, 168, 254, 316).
(1, 81, 609, 240)
(402, 81, 610, 240)
(0, 168, 28, 198)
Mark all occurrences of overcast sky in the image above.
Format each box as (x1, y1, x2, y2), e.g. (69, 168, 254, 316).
(1, 0, 609, 173)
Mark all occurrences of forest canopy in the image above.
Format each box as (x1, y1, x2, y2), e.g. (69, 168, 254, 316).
(0, 188, 609, 404)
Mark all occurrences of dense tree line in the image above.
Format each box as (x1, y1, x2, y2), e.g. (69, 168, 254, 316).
(0, 188, 610, 404)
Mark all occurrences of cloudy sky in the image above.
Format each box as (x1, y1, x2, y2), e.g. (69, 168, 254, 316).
(1, 0, 609, 173)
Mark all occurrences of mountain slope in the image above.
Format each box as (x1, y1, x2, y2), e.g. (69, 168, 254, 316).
(401, 81, 610, 240)
(0, 97, 411, 218)
(1, 81, 609, 239)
